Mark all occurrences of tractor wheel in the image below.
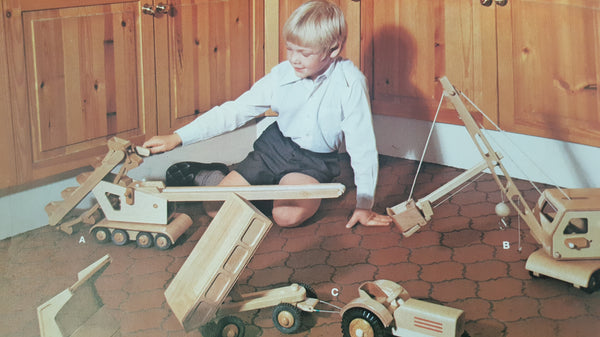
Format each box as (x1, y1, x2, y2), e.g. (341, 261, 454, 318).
(216, 316, 245, 337)
(136, 232, 153, 248)
(111, 229, 129, 246)
(584, 270, 600, 293)
(341, 308, 385, 337)
(91, 227, 111, 244)
(272, 303, 302, 334)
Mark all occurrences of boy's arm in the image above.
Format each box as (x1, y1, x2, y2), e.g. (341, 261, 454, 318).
(144, 70, 275, 152)
(340, 72, 392, 228)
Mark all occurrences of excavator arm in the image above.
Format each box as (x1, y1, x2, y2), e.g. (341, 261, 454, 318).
(387, 77, 550, 248)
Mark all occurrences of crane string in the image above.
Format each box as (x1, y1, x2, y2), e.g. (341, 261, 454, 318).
(407, 93, 446, 201)
(459, 92, 570, 201)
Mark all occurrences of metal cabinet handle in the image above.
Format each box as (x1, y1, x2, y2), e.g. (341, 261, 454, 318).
(155, 3, 170, 15)
(495, 0, 508, 6)
(142, 3, 171, 17)
(142, 3, 155, 16)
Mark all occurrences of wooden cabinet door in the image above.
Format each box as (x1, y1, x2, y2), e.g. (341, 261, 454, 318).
(497, 0, 600, 147)
(0, 0, 17, 188)
(155, 0, 262, 134)
(4, 0, 156, 183)
(361, 0, 498, 124)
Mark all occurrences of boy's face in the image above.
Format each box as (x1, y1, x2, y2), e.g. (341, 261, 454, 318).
(286, 41, 335, 80)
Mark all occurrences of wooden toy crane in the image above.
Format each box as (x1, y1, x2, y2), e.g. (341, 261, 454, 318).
(45, 137, 345, 250)
(387, 76, 600, 292)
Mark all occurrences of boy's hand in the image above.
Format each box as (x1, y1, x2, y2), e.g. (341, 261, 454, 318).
(345, 209, 392, 229)
(143, 134, 182, 154)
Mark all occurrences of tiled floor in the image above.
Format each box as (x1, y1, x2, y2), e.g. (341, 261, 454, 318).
(1, 154, 599, 337)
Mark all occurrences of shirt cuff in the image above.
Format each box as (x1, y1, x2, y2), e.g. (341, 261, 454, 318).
(356, 194, 374, 210)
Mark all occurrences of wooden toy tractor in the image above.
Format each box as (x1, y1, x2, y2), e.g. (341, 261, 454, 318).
(341, 280, 465, 337)
(387, 77, 600, 292)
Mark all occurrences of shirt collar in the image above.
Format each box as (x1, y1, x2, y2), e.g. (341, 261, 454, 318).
(278, 59, 338, 86)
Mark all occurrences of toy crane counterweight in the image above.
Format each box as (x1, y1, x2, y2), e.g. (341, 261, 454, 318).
(387, 76, 600, 292)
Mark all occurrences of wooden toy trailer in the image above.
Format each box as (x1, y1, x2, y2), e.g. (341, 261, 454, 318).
(340, 280, 465, 337)
(37, 254, 119, 337)
(164, 193, 322, 336)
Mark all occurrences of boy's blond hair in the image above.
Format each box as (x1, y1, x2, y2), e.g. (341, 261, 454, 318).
(283, 0, 347, 54)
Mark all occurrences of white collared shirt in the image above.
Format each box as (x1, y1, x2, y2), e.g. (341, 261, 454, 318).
(176, 58, 378, 209)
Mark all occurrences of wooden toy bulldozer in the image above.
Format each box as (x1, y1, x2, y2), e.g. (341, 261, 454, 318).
(387, 77, 600, 292)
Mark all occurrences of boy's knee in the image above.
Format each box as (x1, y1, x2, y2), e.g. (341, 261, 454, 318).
(272, 207, 304, 228)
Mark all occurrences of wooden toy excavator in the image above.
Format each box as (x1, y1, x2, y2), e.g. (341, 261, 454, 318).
(387, 77, 600, 293)
(45, 137, 345, 250)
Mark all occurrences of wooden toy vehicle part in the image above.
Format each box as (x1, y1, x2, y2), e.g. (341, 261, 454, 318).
(37, 254, 118, 337)
(387, 76, 600, 292)
(90, 213, 192, 250)
(89, 178, 344, 249)
(340, 280, 465, 337)
(165, 194, 332, 335)
(45, 137, 148, 234)
(165, 193, 274, 331)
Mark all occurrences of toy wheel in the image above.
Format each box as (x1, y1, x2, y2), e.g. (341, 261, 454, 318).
(341, 308, 385, 337)
(584, 270, 600, 293)
(155, 234, 172, 250)
(297, 282, 318, 299)
(91, 227, 111, 244)
(111, 229, 129, 246)
(216, 316, 245, 337)
(272, 303, 302, 334)
(136, 232, 153, 248)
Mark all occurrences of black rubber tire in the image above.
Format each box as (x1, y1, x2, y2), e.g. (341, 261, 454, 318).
(136, 232, 153, 248)
(111, 229, 129, 246)
(216, 316, 245, 337)
(272, 303, 303, 334)
(341, 308, 385, 337)
(155, 233, 172, 250)
(91, 227, 111, 244)
(297, 282, 318, 299)
(584, 270, 600, 293)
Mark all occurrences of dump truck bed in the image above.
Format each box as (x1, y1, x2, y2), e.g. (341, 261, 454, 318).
(164, 194, 273, 331)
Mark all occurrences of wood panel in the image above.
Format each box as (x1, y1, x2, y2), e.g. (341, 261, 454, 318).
(0, 0, 18, 189)
(362, 0, 497, 125)
(156, 0, 257, 134)
(497, 0, 600, 147)
(4, 0, 156, 183)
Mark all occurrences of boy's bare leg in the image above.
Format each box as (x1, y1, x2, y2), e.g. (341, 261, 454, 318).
(204, 170, 250, 217)
(272, 172, 321, 228)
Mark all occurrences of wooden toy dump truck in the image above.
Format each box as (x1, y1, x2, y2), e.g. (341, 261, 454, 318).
(165, 193, 328, 336)
(341, 280, 465, 337)
(387, 77, 600, 292)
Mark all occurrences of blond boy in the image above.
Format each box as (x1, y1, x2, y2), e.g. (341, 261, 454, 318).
(144, 0, 391, 228)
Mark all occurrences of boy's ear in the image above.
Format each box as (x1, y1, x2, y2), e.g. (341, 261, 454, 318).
(328, 42, 342, 59)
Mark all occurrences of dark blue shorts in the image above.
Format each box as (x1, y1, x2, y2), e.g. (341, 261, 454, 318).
(233, 122, 340, 185)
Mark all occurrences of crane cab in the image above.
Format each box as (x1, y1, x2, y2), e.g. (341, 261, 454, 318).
(536, 188, 600, 260)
